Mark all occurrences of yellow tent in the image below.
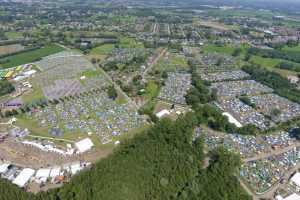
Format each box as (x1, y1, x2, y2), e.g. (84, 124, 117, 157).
(4, 71, 14, 78)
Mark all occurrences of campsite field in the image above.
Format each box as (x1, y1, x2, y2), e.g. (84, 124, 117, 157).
(0, 44, 64, 68)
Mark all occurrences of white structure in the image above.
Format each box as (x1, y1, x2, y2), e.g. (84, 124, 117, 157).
(222, 112, 243, 128)
(12, 168, 35, 187)
(75, 138, 94, 153)
(0, 163, 10, 174)
(49, 167, 61, 179)
(23, 69, 37, 77)
(70, 163, 82, 175)
(22, 140, 74, 156)
(156, 109, 170, 118)
(291, 172, 300, 188)
(284, 193, 300, 200)
(35, 168, 51, 183)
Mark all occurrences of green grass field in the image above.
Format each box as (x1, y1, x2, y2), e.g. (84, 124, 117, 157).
(80, 69, 103, 78)
(4, 31, 23, 40)
(90, 44, 115, 55)
(282, 44, 300, 53)
(0, 44, 64, 68)
(119, 37, 144, 49)
(249, 55, 299, 77)
(21, 86, 45, 105)
(250, 55, 282, 68)
(144, 81, 159, 100)
(170, 54, 188, 66)
(202, 44, 236, 55)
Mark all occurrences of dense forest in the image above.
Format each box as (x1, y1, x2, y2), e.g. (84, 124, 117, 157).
(0, 107, 251, 200)
(0, 80, 15, 97)
(242, 65, 300, 104)
(177, 148, 252, 200)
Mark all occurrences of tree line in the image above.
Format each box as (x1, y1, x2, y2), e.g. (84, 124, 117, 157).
(248, 47, 300, 64)
(0, 79, 15, 97)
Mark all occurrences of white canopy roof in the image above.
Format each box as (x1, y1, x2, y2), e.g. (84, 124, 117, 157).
(70, 163, 82, 175)
(50, 167, 61, 178)
(156, 109, 170, 118)
(284, 193, 300, 200)
(35, 168, 51, 178)
(291, 172, 300, 187)
(75, 138, 94, 153)
(222, 112, 242, 128)
(12, 168, 35, 187)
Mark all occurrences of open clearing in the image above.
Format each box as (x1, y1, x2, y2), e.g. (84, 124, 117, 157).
(90, 44, 115, 55)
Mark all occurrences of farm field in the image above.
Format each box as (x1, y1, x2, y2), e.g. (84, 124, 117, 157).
(0, 44, 65, 68)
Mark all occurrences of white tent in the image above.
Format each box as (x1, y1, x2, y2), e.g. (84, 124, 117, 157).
(284, 193, 300, 200)
(35, 168, 51, 178)
(0, 163, 10, 174)
(222, 112, 242, 128)
(156, 109, 170, 118)
(291, 172, 300, 187)
(75, 138, 94, 153)
(50, 167, 61, 178)
(275, 195, 284, 200)
(12, 168, 35, 187)
(70, 163, 82, 175)
(23, 70, 37, 76)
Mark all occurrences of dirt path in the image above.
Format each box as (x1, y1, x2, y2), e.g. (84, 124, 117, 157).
(254, 163, 300, 199)
(95, 64, 139, 110)
(244, 142, 300, 162)
(142, 47, 167, 80)
(241, 143, 300, 199)
(0, 138, 112, 169)
(239, 179, 259, 200)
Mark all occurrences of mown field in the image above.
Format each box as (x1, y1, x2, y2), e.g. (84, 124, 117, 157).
(90, 44, 115, 55)
(202, 44, 236, 54)
(283, 44, 300, 53)
(4, 31, 23, 40)
(0, 44, 64, 68)
(119, 37, 144, 49)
